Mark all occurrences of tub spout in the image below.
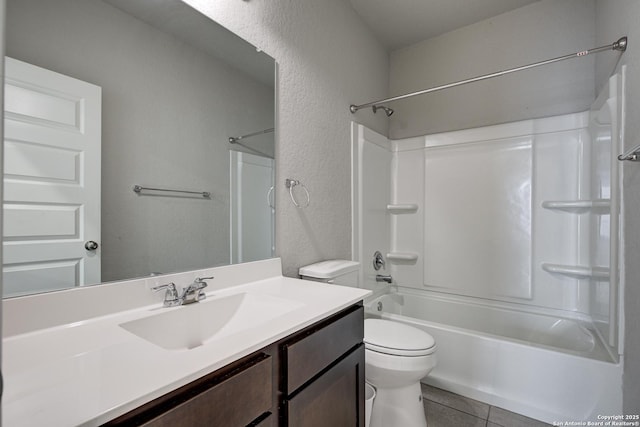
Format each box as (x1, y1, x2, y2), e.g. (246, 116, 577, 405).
(376, 274, 393, 284)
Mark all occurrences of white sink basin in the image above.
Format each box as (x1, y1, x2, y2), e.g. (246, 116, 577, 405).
(120, 292, 304, 350)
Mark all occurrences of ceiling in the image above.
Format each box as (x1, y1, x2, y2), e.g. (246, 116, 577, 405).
(347, 0, 541, 51)
(103, 0, 274, 86)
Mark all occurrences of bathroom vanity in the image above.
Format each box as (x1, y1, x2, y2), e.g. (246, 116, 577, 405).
(2, 258, 370, 426)
(105, 304, 365, 426)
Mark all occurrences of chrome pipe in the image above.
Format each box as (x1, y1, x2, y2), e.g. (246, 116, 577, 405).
(350, 37, 628, 114)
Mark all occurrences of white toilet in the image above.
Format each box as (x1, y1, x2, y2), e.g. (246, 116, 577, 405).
(299, 260, 437, 427)
(365, 318, 436, 427)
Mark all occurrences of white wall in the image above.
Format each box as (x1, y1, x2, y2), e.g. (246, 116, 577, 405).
(6, 0, 274, 281)
(594, 0, 640, 414)
(388, 0, 596, 139)
(185, 0, 390, 276)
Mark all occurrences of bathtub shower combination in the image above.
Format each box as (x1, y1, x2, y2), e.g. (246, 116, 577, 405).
(351, 68, 626, 423)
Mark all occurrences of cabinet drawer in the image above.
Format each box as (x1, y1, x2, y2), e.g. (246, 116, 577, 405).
(107, 353, 273, 427)
(142, 354, 272, 427)
(250, 412, 275, 426)
(285, 305, 363, 394)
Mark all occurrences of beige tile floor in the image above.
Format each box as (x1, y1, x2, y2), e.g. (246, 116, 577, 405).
(421, 384, 551, 427)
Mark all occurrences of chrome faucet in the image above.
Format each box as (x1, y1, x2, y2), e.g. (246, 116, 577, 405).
(151, 276, 213, 307)
(376, 274, 393, 284)
(152, 282, 181, 307)
(180, 276, 213, 305)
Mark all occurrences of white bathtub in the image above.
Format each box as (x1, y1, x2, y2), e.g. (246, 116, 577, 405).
(365, 290, 622, 423)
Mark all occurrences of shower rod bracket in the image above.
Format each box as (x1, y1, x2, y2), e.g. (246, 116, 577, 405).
(613, 36, 628, 52)
(350, 37, 628, 114)
(618, 142, 640, 162)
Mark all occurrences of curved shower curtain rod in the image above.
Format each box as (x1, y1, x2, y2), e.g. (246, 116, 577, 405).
(350, 37, 628, 114)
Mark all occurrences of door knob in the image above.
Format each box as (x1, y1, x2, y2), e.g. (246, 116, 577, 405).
(84, 240, 99, 251)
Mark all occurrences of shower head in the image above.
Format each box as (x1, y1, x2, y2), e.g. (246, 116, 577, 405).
(372, 105, 394, 117)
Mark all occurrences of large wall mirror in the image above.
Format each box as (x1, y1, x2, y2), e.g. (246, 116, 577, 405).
(3, 0, 276, 298)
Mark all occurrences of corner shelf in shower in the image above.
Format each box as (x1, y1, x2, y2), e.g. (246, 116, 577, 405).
(386, 252, 419, 264)
(541, 263, 610, 279)
(541, 199, 610, 213)
(386, 204, 419, 214)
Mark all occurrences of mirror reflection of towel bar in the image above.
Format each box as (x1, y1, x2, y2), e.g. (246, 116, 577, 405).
(133, 185, 211, 198)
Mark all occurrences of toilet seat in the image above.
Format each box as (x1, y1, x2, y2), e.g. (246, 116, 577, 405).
(365, 319, 436, 357)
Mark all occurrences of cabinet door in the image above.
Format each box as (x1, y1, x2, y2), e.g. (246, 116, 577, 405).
(287, 345, 365, 427)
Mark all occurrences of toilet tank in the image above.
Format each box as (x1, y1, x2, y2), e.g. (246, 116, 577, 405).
(299, 260, 360, 287)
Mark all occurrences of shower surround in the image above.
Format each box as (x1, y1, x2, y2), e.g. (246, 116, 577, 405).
(351, 69, 625, 422)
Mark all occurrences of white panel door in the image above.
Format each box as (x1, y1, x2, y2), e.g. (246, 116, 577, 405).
(3, 57, 101, 297)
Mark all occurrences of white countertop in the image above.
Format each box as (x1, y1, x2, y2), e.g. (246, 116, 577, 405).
(2, 259, 370, 427)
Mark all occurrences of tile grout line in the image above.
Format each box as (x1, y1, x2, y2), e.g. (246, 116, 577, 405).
(423, 396, 489, 425)
(422, 394, 490, 421)
(422, 386, 550, 427)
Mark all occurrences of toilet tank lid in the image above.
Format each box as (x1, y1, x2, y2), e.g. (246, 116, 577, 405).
(298, 260, 360, 279)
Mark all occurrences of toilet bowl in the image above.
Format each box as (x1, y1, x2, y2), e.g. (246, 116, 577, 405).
(365, 319, 436, 427)
(298, 260, 437, 427)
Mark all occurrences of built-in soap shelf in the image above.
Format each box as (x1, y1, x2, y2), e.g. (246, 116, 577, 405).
(541, 199, 610, 213)
(541, 263, 610, 279)
(387, 204, 418, 214)
(387, 252, 419, 264)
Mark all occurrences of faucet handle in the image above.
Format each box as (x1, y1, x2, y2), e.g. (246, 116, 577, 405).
(151, 282, 181, 307)
(192, 276, 213, 301)
(151, 282, 176, 292)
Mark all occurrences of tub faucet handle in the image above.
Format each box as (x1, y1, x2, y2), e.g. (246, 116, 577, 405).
(373, 251, 386, 271)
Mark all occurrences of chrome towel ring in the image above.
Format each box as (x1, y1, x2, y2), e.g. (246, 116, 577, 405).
(285, 178, 310, 208)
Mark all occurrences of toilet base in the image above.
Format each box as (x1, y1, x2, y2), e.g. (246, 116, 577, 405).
(369, 382, 427, 427)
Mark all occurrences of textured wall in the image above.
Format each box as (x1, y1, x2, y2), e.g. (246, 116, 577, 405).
(184, 0, 389, 276)
(595, 0, 640, 414)
(6, 0, 274, 282)
(388, 0, 596, 139)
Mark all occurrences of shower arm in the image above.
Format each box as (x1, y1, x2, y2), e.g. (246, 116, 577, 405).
(349, 37, 628, 114)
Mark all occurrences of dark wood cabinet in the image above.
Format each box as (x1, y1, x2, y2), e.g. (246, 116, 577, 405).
(103, 303, 364, 427)
(287, 345, 365, 427)
(105, 353, 273, 427)
(284, 305, 364, 394)
(283, 305, 365, 427)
